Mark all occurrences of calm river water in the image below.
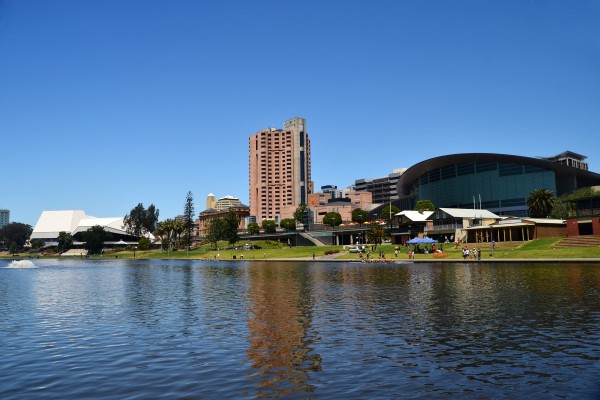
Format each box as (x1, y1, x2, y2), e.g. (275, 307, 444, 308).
(1, 258, 599, 399)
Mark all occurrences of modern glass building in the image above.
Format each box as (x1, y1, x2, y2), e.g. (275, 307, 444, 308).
(397, 153, 600, 217)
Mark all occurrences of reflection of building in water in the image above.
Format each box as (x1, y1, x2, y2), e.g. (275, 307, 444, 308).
(245, 265, 321, 397)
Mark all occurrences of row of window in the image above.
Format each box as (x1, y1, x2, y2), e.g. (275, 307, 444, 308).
(452, 198, 526, 209)
(420, 162, 549, 184)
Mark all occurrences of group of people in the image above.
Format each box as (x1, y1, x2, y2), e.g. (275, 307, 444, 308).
(461, 246, 481, 260)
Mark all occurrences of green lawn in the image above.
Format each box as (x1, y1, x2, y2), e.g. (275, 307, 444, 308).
(96, 240, 344, 260)
(115, 237, 600, 261)
(4, 237, 600, 261)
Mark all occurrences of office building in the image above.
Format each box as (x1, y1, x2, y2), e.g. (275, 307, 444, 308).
(249, 117, 312, 223)
(354, 168, 406, 204)
(0, 209, 9, 228)
(215, 195, 241, 211)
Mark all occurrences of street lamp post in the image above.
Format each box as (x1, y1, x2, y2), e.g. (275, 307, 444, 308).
(388, 201, 392, 242)
(491, 227, 495, 258)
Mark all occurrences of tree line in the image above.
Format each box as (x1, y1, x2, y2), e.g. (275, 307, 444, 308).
(3, 187, 592, 256)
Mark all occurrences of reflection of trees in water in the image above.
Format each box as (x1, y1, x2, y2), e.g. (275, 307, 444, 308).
(245, 264, 322, 397)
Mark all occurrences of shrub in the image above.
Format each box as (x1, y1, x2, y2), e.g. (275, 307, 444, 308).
(324, 249, 340, 255)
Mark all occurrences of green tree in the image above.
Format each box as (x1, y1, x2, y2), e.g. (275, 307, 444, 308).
(156, 219, 176, 252)
(144, 204, 159, 233)
(262, 220, 277, 234)
(414, 200, 435, 212)
(550, 196, 570, 219)
(138, 236, 152, 251)
(9, 241, 19, 255)
(322, 212, 342, 228)
(30, 240, 44, 251)
(84, 225, 111, 255)
(223, 211, 240, 245)
(183, 191, 195, 250)
(352, 208, 368, 225)
(293, 203, 309, 224)
(207, 218, 225, 249)
(247, 222, 260, 235)
(173, 219, 185, 249)
(380, 205, 400, 222)
(527, 189, 555, 218)
(0, 222, 32, 250)
(568, 187, 596, 199)
(280, 218, 297, 231)
(57, 231, 74, 253)
(124, 203, 160, 237)
(367, 224, 387, 246)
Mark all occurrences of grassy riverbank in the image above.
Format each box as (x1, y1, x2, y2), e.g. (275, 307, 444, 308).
(4, 237, 600, 261)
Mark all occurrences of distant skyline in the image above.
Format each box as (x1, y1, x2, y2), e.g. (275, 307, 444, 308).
(1, 0, 599, 226)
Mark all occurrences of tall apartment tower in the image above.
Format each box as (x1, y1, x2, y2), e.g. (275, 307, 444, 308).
(249, 117, 312, 223)
(0, 209, 9, 229)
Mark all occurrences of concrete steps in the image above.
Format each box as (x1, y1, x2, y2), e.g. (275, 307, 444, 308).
(299, 232, 327, 246)
(554, 235, 600, 248)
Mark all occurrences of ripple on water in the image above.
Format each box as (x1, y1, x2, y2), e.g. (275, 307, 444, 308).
(1, 260, 600, 399)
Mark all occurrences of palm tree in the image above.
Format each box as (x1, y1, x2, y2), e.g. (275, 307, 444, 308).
(172, 219, 185, 249)
(526, 189, 555, 218)
(156, 219, 175, 253)
(367, 224, 388, 246)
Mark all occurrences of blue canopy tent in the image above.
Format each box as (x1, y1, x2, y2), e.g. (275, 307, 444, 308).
(407, 237, 438, 245)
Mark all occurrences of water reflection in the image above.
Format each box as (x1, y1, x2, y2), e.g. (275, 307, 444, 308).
(245, 262, 322, 397)
(1, 259, 599, 399)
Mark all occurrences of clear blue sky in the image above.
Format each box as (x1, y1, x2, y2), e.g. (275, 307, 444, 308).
(1, 0, 599, 226)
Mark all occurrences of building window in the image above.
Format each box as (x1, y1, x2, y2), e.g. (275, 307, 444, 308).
(476, 162, 497, 173)
(498, 163, 524, 177)
(457, 163, 475, 176)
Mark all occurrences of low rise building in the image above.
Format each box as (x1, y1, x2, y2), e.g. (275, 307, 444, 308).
(424, 208, 501, 243)
(197, 204, 250, 238)
(308, 190, 373, 224)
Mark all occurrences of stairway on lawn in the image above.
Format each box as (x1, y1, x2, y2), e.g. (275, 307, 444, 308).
(299, 232, 327, 246)
(554, 235, 600, 248)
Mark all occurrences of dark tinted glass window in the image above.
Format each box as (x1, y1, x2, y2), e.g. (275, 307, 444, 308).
(476, 162, 497, 172)
(499, 163, 524, 176)
(457, 163, 475, 175)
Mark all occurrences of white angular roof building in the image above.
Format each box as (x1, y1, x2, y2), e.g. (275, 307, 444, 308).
(31, 210, 153, 242)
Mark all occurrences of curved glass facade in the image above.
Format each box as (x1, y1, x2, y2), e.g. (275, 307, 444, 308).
(416, 161, 556, 216)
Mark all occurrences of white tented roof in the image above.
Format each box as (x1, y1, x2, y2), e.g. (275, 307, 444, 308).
(31, 210, 154, 241)
(30, 210, 92, 239)
(71, 217, 127, 236)
(396, 210, 434, 222)
(439, 208, 500, 219)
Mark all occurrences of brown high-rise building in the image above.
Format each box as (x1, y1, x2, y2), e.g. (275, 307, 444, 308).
(249, 117, 312, 223)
